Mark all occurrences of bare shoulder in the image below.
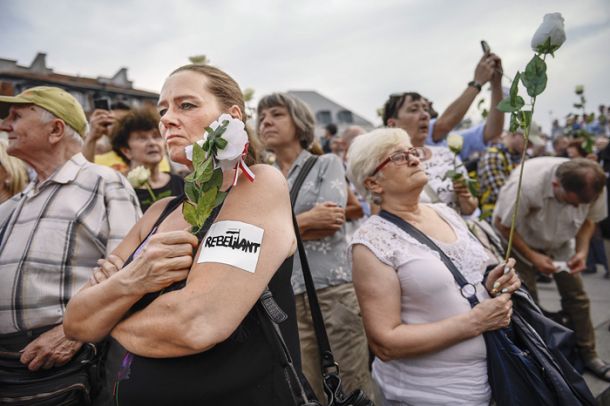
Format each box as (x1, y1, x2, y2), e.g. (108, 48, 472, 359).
(246, 164, 288, 190)
(232, 164, 289, 204)
(220, 165, 291, 223)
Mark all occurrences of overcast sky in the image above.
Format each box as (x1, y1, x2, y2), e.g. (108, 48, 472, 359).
(1, 0, 609, 133)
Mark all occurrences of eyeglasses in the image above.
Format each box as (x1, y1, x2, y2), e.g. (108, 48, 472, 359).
(371, 147, 426, 176)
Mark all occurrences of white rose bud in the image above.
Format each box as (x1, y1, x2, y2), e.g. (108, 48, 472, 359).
(531, 13, 566, 53)
(447, 133, 464, 154)
(575, 85, 584, 95)
(127, 165, 150, 188)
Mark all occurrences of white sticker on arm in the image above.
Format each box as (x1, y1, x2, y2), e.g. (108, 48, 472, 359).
(197, 220, 264, 273)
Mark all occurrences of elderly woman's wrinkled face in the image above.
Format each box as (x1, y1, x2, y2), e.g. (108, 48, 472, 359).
(388, 96, 430, 148)
(258, 106, 298, 150)
(124, 129, 165, 167)
(157, 70, 224, 165)
(371, 142, 428, 199)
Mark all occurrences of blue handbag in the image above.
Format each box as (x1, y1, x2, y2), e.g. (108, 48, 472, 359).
(379, 209, 596, 406)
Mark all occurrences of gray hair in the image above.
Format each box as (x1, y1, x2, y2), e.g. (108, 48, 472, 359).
(38, 107, 84, 146)
(256, 93, 315, 149)
(346, 128, 412, 202)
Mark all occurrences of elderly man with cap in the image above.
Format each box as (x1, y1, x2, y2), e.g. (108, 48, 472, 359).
(0, 86, 140, 404)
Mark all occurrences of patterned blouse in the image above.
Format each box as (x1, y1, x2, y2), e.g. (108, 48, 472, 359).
(279, 150, 350, 295)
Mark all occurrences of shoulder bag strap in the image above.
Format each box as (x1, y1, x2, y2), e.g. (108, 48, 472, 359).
(288, 155, 337, 372)
(290, 156, 318, 206)
(378, 209, 480, 308)
(290, 211, 336, 372)
(259, 156, 319, 325)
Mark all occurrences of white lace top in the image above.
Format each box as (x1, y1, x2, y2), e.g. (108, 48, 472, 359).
(348, 203, 496, 406)
(420, 146, 468, 212)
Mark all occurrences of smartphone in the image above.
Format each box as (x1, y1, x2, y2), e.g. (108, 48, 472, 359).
(93, 97, 111, 111)
(481, 40, 491, 55)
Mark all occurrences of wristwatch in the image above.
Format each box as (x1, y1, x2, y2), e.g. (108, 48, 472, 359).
(468, 80, 482, 92)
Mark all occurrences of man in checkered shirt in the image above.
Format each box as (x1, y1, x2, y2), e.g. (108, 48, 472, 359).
(0, 87, 140, 375)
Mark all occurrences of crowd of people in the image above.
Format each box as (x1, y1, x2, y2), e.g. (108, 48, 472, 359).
(0, 49, 609, 405)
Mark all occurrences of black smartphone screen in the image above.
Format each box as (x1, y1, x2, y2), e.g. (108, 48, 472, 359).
(93, 97, 111, 111)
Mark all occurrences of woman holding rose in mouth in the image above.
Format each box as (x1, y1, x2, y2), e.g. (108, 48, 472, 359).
(63, 64, 303, 404)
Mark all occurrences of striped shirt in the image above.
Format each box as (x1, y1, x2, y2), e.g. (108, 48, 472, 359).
(0, 153, 141, 333)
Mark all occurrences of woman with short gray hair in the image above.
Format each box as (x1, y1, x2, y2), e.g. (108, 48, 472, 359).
(257, 92, 375, 401)
(346, 128, 520, 406)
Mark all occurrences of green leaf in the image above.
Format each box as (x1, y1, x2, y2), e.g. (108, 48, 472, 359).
(216, 137, 228, 149)
(192, 142, 206, 164)
(509, 112, 520, 132)
(497, 96, 525, 113)
(193, 189, 217, 226)
(197, 188, 218, 214)
(184, 181, 198, 203)
(535, 36, 560, 55)
(202, 134, 213, 151)
(193, 155, 207, 179)
(214, 191, 227, 207)
(521, 55, 547, 97)
(509, 71, 521, 105)
(581, 137, 594, 154)
(519, 110, 532, 130)
(477, 99, 485, 109)
(466, 178, 479, 197)
(199, 157, 214, 183)
(182, 202, 199, 228)
(184, 172, 196, 183)
(203, 168, 223, 192)
(573, 103, 583, 109)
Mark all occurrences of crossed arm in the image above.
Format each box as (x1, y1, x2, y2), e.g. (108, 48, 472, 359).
(64, 165, 296, 358)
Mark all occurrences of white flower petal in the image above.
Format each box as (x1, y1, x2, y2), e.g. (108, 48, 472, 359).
(531, 12, 566, 52)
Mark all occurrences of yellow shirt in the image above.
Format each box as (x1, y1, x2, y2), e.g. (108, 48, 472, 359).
(94, 151, 171, 174)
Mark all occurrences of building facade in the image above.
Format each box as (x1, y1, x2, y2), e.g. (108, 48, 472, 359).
(0, 53, 158, 112)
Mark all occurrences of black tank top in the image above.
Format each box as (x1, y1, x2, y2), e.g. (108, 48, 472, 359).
(113, 194, 301, 405)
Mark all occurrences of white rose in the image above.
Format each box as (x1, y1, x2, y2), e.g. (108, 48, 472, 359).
(215, 113, 248, 162)
(531, 13, 566, 53)
(127, 165, 150, 188)
(575, 85, 584, 95)
(184, 114, 247, 168)
(447, 133, 464, 153)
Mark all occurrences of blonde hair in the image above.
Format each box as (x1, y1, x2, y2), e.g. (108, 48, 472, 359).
(0, 139, 29, 196)
(346, 128, 412, 201)
(169, 64, 258, 164)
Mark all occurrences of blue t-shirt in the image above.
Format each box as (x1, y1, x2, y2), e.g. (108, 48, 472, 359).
(425, 119, 487, 161)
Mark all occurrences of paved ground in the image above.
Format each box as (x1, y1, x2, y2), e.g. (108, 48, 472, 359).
(538, 267, 610, 404)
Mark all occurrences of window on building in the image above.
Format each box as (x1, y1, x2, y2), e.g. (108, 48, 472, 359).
(337, 110, 354, 124)
(316, 110, 332, 125)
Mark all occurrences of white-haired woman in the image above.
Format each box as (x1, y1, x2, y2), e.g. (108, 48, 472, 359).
(346, 128, 520, 406)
